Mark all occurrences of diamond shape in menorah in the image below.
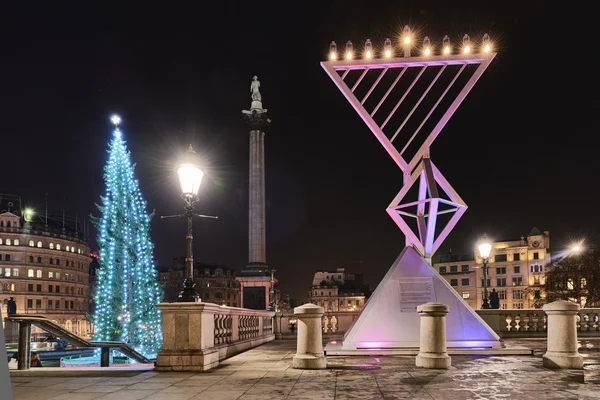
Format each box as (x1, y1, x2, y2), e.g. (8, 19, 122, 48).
(321, 46, 496, 258)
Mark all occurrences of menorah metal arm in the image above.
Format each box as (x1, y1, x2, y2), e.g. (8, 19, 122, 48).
(160, 214, 185, 219)
(193, 214, 219, 219)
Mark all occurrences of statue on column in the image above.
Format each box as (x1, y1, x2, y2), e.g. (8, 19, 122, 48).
(250, 76, 261, 102)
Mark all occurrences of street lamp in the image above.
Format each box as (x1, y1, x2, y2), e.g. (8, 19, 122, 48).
(268, 267, 276, 311)
(162, 145, 217, 302)
(478, 237, 492, 309)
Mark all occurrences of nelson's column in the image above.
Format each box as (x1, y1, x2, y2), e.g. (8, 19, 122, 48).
(236, 76, 276, 310)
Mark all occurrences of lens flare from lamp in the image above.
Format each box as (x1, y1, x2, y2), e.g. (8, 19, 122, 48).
(329, 41, 337, 60)
(478, 242, 492, 258)
(383, 38, 392, 57)
(178, 164, 204, 197)
(462, 34, 471, 54)
(482, 33, 491, 53)
(364, 39, 373, 59)
(442, 35, 451, 55)
(423, 36, 431, 56)
(177, 145, 204, 197)
(402, 25, 411, 45)
(345, 40, 353, 59)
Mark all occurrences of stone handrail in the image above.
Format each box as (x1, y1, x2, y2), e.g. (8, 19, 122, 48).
(277, 307, 600, 339)
(278, 310, 360, 336)
(476, 308, 600, 337)
(156, 302, 275, 371)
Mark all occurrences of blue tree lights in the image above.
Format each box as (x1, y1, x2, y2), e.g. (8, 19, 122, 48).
(91, 115, 163, 358)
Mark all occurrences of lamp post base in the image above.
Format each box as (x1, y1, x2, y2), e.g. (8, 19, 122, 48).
(481, 300, 490, 309)
(178, 279, 200, 303)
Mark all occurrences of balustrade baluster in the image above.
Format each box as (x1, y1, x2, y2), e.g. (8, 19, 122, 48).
(505, 314, 513, 331)
(531, 312, 539, 331)
(522, 314, 530, 331)
(582, 313, 590, 331)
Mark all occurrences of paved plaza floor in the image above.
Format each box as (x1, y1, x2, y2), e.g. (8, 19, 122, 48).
(9, 338, 600, 399)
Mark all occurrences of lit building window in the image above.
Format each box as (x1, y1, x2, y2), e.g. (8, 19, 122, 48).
(10, 283, 14, 291)
(4, 269, 10, 277)
(49, 271, 54, 279)
(56, 244, 61, 250)
(6, 239, 11, 246)
(50, 243, 54, 249)
(29, 240, 34, 247)
(37, 241, 42, 248)
(462, 291, 470, 299)
(66, 246, 70, 252)
(12, 268, 18, 276)
(71, 247, 74, 253)
(14, 240, 19, 246)
(0, 239, 2, 244)
(28, 269, 34, 277)
(37, 270, 42, 278)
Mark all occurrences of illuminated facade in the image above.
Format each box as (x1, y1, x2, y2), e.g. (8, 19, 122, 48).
(308, 268, 366, 312)
(433, 228, 550, 309)
(0, 194, 93, 337)
(159, 259, 241, 307)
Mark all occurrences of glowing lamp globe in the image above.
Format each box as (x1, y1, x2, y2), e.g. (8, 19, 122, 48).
(177, 145, 204, 198)
(478, 242, 492, 258)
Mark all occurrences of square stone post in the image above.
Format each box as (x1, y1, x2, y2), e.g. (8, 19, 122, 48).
(155, 302, 221, 371)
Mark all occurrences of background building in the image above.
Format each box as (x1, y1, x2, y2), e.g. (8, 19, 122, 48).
(159, 258, 241, 307)
(308, 268, 369, 312)
(0, 193, 93, 338)
(433, 227, 550, 309)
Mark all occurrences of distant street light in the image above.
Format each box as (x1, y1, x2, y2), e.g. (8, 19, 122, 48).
(161, 145, 217, 302)
(478, 236, 492, 309)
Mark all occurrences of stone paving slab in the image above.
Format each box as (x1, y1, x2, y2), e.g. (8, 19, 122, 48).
(9, 339, 600, 399)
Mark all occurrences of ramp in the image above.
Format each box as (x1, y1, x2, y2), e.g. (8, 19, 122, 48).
(326, 246, 502, 354)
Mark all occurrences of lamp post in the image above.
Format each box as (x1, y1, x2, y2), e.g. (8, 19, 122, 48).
(478, 237, 492, 309)
(268, 267, 276, 311)
(162, 145, 217, 302)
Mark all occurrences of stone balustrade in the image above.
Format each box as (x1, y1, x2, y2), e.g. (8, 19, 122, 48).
(156, 302, 275, 371)
(278, 307, 600, 338)
(279, 311, 360, 336)
(477, 308, 600, 337)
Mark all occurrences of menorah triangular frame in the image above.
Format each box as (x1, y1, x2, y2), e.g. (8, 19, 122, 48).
(321, 51, 502, 352)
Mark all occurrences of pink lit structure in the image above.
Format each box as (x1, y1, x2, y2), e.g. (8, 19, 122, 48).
(321, 30, 508, 354)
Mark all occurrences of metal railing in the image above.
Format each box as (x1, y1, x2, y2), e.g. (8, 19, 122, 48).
(5, 314, 151, 370)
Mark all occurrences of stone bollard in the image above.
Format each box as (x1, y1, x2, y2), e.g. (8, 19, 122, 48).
(543, 300, 583, 369)
(274, 312, 283, 340)
(416, 302, 451, 369)
(292, 303, 327, 369)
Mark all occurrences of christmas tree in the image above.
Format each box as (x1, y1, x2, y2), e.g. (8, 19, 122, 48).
(91, 115, 163, 357)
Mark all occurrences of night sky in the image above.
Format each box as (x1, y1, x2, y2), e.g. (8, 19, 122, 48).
(3, 2, 591, 301)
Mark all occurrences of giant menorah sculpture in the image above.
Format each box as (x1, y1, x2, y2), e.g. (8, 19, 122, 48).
(322, 28, 495, 260)
(322, 28, 506, 354)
